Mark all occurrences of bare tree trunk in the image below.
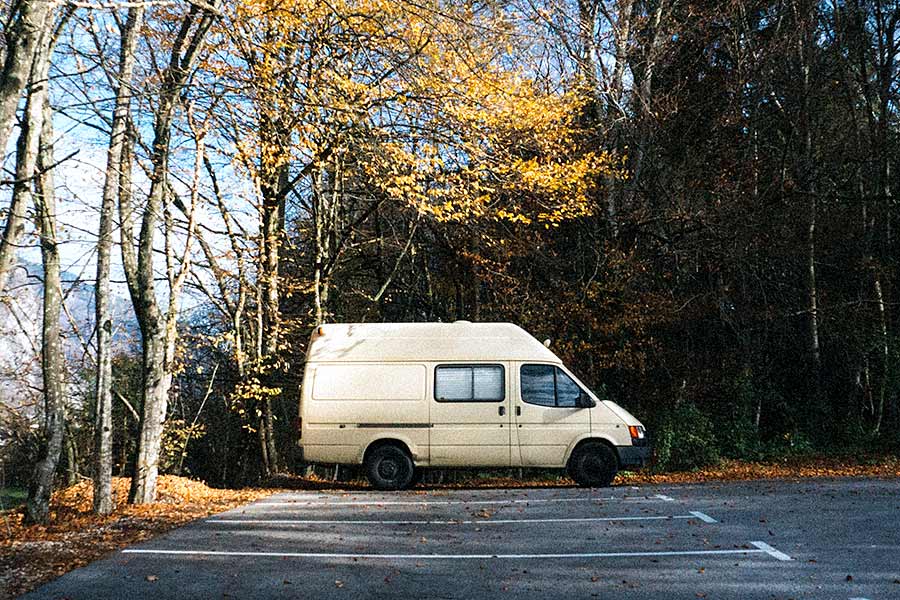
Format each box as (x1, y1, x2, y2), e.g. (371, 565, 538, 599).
(794, 0, 821, 397)
(129, 327, 170, 503)
(94, 6, 143, 516)
(0, 2, 55, 293)
(625, 0, 666, 208)
(807, 195, 821, 377)
(25, 58, 65, 524)
(64, 421, 78, 486)
(255, 176, 286, 476)
(0, 165, 29, 293)
(260, 190, 281, 474)
(873, 277, 888, 433)
(0, 0, 51, 174)
(123, 3, 221, 504)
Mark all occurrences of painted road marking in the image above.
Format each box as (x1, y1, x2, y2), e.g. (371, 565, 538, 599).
(209, 514, 703, 526)
(253, 496, 674, 507)
(689, 511, 717, 523)
(122, 546, 780, 561)
(750, 541, 793, 561)
(654, 494, 676, 502)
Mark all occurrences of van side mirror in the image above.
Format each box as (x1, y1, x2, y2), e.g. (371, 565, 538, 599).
(578, 392, 596, 409)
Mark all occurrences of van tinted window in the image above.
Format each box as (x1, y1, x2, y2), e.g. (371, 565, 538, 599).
(435, 365, 504, 402)
(520, 365, 555, 406)
(556, 369, 581, 407)
(521, 364, 584, 408)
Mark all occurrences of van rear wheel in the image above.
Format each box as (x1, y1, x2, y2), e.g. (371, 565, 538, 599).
(568, 442, 618, 487)
(365, 445, 415, 490)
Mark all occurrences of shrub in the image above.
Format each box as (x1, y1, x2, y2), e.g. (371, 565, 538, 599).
(653, 401, 720, 471)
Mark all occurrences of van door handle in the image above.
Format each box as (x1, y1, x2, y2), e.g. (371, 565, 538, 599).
(516, 406, 521, 416)
(498, 406, 506, 416)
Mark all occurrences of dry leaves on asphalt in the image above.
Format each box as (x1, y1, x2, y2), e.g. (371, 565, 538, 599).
(0, 476, 275, 600)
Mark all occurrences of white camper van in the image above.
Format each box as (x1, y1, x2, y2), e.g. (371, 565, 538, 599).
(298, 322, 649, 490)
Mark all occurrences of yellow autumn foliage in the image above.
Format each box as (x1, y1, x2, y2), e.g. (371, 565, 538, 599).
(216, 0, 622, 226)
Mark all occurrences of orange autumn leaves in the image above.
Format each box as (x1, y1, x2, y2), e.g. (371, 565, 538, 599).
(1, 477, 275, 599)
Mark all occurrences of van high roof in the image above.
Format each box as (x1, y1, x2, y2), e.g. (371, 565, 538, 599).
(307, 322, 560, 363)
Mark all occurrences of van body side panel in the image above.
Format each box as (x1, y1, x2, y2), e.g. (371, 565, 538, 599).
(514, 362, 592, 467)
(588, 408, 632, 447)
(429, 362, 512, 466)
(301, 362, 430, 465)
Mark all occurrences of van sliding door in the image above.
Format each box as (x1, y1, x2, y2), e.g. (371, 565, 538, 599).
(429, 364, 512, 466)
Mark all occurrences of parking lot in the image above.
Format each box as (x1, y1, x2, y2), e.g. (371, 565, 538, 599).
(22, 478, 900, 599)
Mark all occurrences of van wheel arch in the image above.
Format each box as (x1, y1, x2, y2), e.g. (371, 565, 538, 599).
(567, 437, 620, 467)
(363, 439, 415, 491)
(363, 438, 413, 463)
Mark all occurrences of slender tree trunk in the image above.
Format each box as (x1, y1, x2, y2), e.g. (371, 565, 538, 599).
(807, 195, 821, 377)
(123, 3, 221, 504)
(0, 0, 51, 173)
(260, 192, 281, 473)
(94, 6, 143, 516)
(25, 62, 65, 524)
(0, 1, 55, 293)
(64, 422, 78, 486)
(796, 0, 821, 398)
(0, 167, 29, 293)
(129, 325, 170, 503)
(313, 168, 330, 327)
(873, 277, 888, 433)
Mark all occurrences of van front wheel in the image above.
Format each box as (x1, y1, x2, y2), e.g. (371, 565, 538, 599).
(365, 445, 415, 491)
(568, 442, 618, 487)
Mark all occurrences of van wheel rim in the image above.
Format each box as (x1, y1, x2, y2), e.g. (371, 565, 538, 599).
(583, 455, 605, 479)
(378, 460, 399, 480)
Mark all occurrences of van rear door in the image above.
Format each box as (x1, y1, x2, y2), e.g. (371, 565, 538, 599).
(429, 363, 512, 466)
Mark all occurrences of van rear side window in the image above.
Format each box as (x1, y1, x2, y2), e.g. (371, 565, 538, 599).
(435, 365, 504, 402)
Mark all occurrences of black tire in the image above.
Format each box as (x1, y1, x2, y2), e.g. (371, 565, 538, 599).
(365, 444, 415, 491)
(568, 442, 618, 487)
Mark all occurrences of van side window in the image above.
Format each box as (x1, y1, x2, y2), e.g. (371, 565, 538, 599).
(520, 365, 555, 406)
(521, 364, 583, 408)
(555, 369, 581, 407)
(435, 365, 505, 402)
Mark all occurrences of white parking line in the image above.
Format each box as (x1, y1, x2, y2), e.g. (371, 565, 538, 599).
(654, 494, 676, 502)
(208, 514, 701, 526)
(750, 541, 793, 561)
(122, 547, 776, 561)
(253, 496, 673, 507)
(689, 511, 717, 523)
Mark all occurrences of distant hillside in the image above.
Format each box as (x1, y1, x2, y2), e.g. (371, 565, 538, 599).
(0, 261, 136, 430)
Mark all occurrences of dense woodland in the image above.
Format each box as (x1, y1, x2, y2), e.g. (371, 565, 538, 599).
(0, 0, 899, 522)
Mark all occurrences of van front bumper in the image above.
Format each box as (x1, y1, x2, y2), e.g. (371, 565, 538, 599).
(617, 444, 651, 468)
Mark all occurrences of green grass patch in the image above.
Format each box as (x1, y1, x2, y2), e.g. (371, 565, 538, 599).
(0, 487, 26, 509)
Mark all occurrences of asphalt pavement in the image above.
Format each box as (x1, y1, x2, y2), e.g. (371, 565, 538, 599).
(20, 477, 900, 599)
